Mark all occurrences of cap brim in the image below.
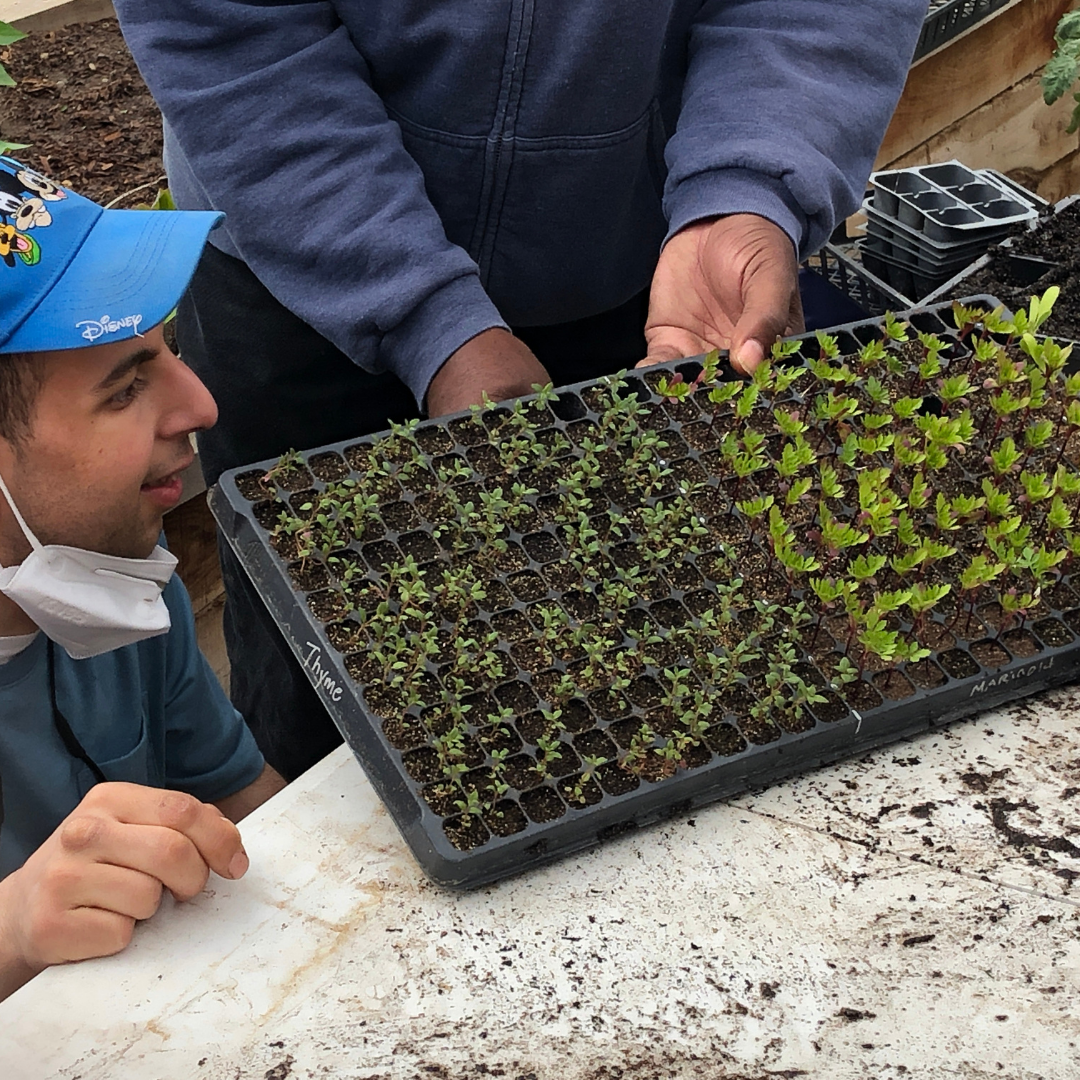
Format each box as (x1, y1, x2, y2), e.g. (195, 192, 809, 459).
(3, 208, 222, 353)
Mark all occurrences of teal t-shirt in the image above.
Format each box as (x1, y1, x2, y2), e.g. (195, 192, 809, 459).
(0, 574, 264, 878)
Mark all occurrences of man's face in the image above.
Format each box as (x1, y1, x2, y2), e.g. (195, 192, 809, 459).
(0, 326, 217, 561)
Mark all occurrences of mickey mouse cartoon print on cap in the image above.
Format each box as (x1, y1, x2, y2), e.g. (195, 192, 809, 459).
(0, 156, 223, 353)
(0, 162, 65, 244)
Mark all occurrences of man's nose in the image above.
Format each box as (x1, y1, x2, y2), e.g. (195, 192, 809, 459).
(161, 347, 219, 437)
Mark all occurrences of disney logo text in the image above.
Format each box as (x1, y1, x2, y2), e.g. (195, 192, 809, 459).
(76, 313, 144, 342)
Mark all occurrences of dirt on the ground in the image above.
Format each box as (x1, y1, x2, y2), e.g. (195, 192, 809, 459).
(0, 17, 164, 207)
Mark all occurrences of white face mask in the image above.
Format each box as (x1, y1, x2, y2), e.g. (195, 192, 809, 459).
(0, 472, 177, 660)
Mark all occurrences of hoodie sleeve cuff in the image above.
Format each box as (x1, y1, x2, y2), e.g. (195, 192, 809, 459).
(379, 273, 510, 408)
(665, 167, 810, 257)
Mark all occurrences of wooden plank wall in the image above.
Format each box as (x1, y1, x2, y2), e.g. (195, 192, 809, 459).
(877, 0, 1080, 202)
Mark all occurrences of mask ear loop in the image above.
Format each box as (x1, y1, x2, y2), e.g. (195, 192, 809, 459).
(0, 472, 43, 556)
(47, 639, 107, 785)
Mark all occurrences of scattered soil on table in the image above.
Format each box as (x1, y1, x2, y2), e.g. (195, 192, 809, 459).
(962, 201, 1080, 340)
(1, 18, 164, 207)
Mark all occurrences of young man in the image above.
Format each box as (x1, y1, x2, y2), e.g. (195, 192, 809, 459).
(0, 157, 285, 1002)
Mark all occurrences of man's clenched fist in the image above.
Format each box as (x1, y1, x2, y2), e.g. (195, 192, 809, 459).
(0, 783, 248, 999)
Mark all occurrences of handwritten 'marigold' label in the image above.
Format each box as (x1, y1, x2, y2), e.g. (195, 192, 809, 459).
(969, 657, 1054, 697)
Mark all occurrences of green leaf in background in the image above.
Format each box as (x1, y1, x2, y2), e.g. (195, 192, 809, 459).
(1, 20, 27, 113)
(1054, 9, 1080, 46)
(1042, 48, 1080, 105)
(1069, 91, 1080, 137)
(150, 187, 176, 211)
(1044, 10, 1080, 120)
(0, 20, 27, 47)
(0, 140, 30, 155)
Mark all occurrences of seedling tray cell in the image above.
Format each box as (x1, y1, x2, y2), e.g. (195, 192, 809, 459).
(211, 296, 1080, 888)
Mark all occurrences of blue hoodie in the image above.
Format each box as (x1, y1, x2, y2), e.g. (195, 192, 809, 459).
(114, 1, 925, 404)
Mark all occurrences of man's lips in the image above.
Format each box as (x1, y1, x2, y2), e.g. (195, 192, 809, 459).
(143, 454, 194, 490)
(141, 455, 194, 507)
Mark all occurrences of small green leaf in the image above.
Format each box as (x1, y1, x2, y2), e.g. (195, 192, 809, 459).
(0, 21, 27, 47)
(1067, 92, 1080, 136)
(1055, 9, 1080, 45)
(149, 187, 177, 211)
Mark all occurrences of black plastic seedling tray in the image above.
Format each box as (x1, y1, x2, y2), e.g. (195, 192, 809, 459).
(860, 170, 1045, 301)
(869, 161, 1038, 240)
(211, 297, 1080, 888)
(914, 0, 1015, 61)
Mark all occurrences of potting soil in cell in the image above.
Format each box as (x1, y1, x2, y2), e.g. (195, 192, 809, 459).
(212, 296, 1080, 886)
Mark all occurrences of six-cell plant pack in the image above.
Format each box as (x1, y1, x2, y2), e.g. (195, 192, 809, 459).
(211, 294, 1080, 886)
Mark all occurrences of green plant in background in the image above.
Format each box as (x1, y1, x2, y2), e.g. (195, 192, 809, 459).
(0, 20, 25, 88)
(0, 20, 29, 155)
(1043, 10, 1080, 132)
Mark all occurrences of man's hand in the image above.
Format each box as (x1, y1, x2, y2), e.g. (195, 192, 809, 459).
(0, 783, 248, 999)
(640, 214, 804, 374)
(425, 328, 551, 418)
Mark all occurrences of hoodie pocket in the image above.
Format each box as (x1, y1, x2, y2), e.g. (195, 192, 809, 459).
(484, 100, 670, 325)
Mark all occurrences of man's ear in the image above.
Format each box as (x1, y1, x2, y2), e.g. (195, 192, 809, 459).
(0, 349, 46, 455)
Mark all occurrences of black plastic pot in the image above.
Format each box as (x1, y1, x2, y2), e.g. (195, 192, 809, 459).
(211, 297, 1080, 888)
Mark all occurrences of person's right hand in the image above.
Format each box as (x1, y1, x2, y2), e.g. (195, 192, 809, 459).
(425, 327, 551, 418)
(0, 783, 249, 997)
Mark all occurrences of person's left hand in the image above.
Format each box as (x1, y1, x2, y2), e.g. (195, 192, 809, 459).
(639, 214, 804, 375)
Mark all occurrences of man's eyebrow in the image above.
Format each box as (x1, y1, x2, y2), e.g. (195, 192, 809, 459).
(93, 347, 159, 392)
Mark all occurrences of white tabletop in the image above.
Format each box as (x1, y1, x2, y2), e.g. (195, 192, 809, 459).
(2, 685, 1079, 1080)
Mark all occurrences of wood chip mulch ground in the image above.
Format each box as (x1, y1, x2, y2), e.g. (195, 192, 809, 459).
(1, 17, 164, 207)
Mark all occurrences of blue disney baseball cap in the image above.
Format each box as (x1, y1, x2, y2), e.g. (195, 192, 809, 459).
(0, 156, 222, 353)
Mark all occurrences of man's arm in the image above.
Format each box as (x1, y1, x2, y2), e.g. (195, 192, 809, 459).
(114, 0, 544, 413)
(642, 0, 925, 369)
(0, 784, 247, 1002)
(666, 0, 926, 257)
(157, 574, 275, 805)
(213, 762, 287, 823)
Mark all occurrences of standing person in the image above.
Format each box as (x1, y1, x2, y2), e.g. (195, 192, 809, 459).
(0, 158, 285, 1001)
(114, 0, 927, 780)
